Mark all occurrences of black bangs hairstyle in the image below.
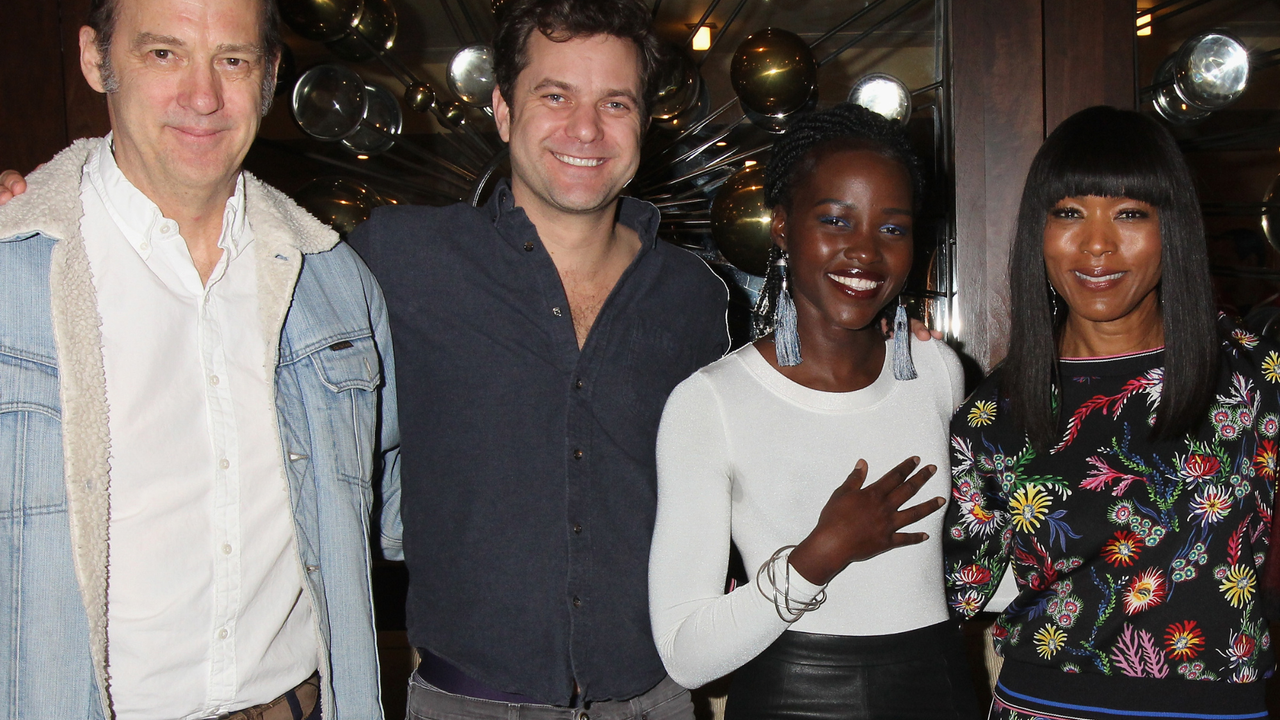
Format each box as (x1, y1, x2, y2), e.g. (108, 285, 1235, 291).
(753, 102, 922, 338)
(493, 0, 665, 118)
(1002, 105, 1218, 450)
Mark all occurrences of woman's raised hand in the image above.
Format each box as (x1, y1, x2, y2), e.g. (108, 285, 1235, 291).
(788, 457, 944, 586)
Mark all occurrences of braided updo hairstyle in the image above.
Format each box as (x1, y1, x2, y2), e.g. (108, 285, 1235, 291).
(752, 102, 923, 339)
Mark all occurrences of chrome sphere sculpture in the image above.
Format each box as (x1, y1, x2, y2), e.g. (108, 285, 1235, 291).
(711, 164, 774, 277)
(848, 73, 911, 125)
(730, 29, 818, 122)
(1173, 31, 1250, 112)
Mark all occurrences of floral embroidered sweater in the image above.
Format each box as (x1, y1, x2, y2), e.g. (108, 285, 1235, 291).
(944, 328, 1279, 687)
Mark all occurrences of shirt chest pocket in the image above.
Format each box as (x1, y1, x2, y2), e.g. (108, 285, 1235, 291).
(0, 353, 65, 516)
(304, 335, 382, 487)
(613, 320, 697, 426)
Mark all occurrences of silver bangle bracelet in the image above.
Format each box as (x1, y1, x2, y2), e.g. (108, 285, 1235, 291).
(755, 544, 827, 623)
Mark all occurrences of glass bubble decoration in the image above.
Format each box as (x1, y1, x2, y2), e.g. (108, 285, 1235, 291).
(1152, 55, 1210, 125)
(651, 53, 702, 123)
(292, 64, 368, 140)
(847, 73, 911, 125)
(711, 164, 774, 277)
(448, 45, 497, 108)
(730, 28, 817, 119)
(279, 0, 364, 42)
(1263, 174, 1279, 253)
(342, 83, 403, 156)
(1174, 31, 1250, 112)
(326, 0, 398, 62)
(404, 83, 437, 113)
(294, 177, 381, 235)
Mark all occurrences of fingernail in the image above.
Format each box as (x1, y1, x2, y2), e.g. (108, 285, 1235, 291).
(856, 458, 867, 469)
(927, 465, 937, 473)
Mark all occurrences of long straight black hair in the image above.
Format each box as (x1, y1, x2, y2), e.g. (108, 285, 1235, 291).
(1001, 106, 1219, 450)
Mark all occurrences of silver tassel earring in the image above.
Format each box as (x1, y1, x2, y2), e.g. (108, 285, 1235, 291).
(892, 297, 917, 381)
(774, 253, 802, 367)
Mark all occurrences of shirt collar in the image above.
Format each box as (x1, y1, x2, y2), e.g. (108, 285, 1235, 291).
(485, 178, 662, 251)
(86, 133, 250, 261)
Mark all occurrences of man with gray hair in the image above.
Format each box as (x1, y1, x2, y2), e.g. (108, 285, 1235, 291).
(0, 0, 399, 717)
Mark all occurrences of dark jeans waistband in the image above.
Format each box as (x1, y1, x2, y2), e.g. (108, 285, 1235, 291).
(407, 672, 690, 720)
(209, 672, 321, 720)
(416, 648, 545, 704)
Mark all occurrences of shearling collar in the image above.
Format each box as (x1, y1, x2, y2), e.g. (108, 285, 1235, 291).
(0, 137, 340, 256)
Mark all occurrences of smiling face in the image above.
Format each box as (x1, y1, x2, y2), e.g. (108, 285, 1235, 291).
(773, 148, 914, 335)
(492, 31, 645, 221)
(1042, 195, 1163, 339)
(81, 0, 273, 203)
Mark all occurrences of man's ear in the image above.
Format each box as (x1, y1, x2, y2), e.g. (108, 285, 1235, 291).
(80, 26, 109, 93)
(770, 205, 789, 253)
(492, 85, 511, 143)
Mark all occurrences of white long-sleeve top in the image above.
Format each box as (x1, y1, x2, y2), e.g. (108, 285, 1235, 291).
(649, 338, 964, 689)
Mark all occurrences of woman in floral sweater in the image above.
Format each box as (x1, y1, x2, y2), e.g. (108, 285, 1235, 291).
(944, 106, 1278, 720)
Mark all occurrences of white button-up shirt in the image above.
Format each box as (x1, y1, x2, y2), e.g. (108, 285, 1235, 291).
(79, 137, 317, 720)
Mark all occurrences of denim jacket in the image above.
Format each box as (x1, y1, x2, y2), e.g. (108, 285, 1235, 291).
(0, 140, 402, 720)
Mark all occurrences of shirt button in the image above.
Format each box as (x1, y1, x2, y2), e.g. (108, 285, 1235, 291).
(524, 241, 535, 252)
(573, 523, 583, 534)
(574, 379, 584, 390)
(222, 543, 232, 555)
(208, 374, 220, 386)
(160, 223, 174, 234)
(572, 596, 582, 608)
(219, 458, 230, 470)
(552, 307, 563, 317)
(217, 628, 229, 640)
(139, 242, 150, 253)
(573, 449, 583, 460)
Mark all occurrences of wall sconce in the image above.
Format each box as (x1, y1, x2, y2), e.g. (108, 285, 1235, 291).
(1136, 14, 1152, 37)
(687, 23, 716, 52)
(696, 25, 716, 51)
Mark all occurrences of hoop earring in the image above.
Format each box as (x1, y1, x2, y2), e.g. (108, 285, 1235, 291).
(774, 252, 802, 367)
(892, 296, 918, 381)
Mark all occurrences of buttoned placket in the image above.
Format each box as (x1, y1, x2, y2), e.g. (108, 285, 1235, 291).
(512, 214, 596, 664)
(160, 213, 244, 710)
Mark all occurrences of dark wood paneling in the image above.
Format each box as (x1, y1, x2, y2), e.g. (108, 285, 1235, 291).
(60, 0, 112, 142)
(0, 0, 69, 173)
(950, 0, 1046, 371)
(1043, 0, 1137, 133)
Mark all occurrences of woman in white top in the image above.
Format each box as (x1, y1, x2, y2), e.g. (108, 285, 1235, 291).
(649, 103, 978, 719)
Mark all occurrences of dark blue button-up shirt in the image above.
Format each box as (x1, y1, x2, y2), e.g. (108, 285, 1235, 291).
(348, 182, 728, 704)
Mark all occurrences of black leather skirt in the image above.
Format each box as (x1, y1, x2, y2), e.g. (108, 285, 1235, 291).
(723, 621, 981, 720)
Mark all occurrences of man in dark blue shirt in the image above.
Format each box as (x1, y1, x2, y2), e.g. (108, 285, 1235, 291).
(347, 0, 729, 717)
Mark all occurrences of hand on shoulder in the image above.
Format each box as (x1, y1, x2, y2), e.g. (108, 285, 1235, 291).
(0, 170, 27, 205)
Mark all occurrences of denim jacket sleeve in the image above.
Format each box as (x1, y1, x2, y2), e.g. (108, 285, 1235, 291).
(369, 259, 403, 561)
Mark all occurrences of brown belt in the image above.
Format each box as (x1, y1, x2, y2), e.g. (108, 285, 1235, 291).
(210, 673, 320, 720)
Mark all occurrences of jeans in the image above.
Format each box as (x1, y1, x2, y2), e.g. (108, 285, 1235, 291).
(405, 674, 693, 720)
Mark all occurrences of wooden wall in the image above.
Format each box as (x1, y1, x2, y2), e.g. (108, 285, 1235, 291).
(951, 0, 1136, 372)
(0, 0, 108, 174)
